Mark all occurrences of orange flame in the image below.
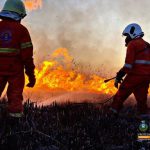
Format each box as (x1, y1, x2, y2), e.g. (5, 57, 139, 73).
(28, 48, 116, 95)
(24, 0, 42, 11)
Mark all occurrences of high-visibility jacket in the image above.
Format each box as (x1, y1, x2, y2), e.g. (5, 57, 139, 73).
(0, 19, 35, 76)
(122, 38, 150, 75)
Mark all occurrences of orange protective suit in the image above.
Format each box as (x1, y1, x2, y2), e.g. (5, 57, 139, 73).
(111, 38, 150, 114)
(0, 19, 35, 113)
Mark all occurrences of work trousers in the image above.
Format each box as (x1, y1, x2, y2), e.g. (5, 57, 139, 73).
(111, 74, 150, 114)
(0, 72, 25, 113)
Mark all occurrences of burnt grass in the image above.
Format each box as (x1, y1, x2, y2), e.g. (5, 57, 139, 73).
(0, 100, 150, 150)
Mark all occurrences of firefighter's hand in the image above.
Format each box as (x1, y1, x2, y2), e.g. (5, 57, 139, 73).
(27, 76, 36, 88)
(116, 70, 126, 81)
(114, 70, 126, 88)
(114, 79, 123, 89)
(114, 79, 119, 88)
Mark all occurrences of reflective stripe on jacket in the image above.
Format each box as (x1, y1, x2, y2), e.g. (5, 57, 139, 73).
(0, 19, 35, 75)
(122, 38, 150, 75)
(0, 48, 19, 53)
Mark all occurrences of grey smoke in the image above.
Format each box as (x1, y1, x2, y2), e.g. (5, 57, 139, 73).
(1, 0, 150, 77)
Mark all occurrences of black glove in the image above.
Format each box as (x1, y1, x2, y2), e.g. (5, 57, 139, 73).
(27, 75, 36, 88)
(116, 70, 126, 82)
(114, 70, 126, 88)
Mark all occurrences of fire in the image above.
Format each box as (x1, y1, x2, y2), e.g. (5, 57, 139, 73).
(27, 48, 116, 95)
(24, 0, 42, 11)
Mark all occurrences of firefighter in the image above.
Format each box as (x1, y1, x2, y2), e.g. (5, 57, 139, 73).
(0, 0, 35, 118)
(110, 23, 150, 116)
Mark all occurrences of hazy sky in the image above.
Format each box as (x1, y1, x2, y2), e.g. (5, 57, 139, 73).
(0, 0, 150, 77)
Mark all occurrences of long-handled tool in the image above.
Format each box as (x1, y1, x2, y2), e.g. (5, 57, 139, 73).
(104, 77, 116, 83)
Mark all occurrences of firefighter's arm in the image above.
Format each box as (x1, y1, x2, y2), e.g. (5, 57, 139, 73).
(121, 42, 135, 73)
(20, 27, 36, 87)
(114, 42, 135, 88)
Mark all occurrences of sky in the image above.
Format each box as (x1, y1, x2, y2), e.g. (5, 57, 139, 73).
(0, 0, 150, 77)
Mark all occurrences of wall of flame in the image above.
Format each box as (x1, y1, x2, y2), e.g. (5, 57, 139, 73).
(25, 48, 116, 95)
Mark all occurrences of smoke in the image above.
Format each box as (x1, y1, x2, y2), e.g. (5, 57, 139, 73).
(22, 0, 122, 77)
(0, 0, 150, 103)
(1, 0, 150, 76)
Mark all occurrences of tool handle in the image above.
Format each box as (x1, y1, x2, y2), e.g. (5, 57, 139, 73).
(104, 77, 116, 83)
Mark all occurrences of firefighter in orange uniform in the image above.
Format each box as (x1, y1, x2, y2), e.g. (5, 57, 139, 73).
(110, 23, 150, 116)
(0, 0, 35, 118)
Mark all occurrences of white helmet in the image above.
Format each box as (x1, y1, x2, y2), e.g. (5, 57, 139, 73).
(122, 23, 144, 39)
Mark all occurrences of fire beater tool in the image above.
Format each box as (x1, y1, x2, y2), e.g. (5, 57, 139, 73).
(104, 77, 116, 83)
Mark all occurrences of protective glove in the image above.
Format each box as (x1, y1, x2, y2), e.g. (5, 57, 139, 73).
(114, 70, 126, 88)
(27, 75, 36, 88)
(114, 79, 119, 89)
(114, 79, 123, 89)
